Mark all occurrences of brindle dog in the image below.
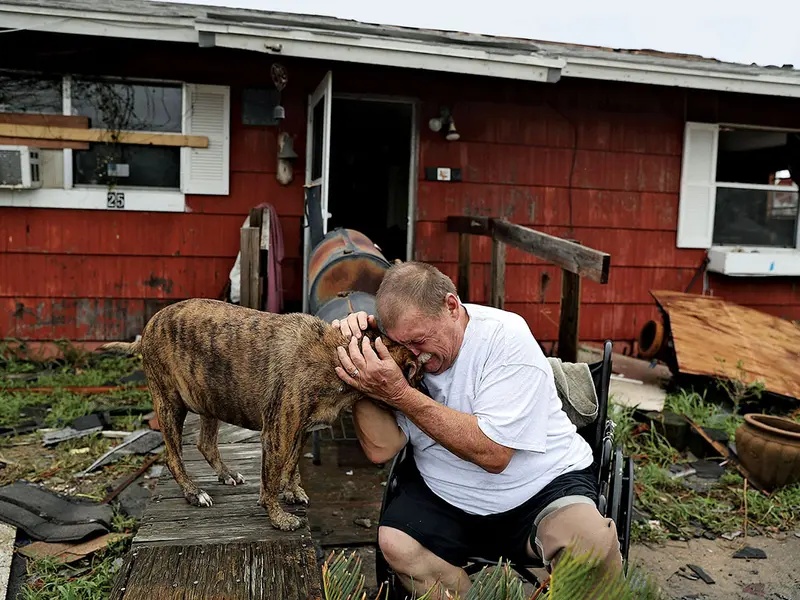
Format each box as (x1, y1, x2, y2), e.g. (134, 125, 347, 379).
(100, 298, 424, 531)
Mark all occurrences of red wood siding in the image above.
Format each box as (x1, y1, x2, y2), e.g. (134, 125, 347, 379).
(2, 32, 800, 352)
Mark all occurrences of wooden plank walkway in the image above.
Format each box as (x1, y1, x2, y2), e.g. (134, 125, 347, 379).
(110, 414, 322, 600)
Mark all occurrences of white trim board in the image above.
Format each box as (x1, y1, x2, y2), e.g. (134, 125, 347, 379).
(0, 188, 186, 212)
(5, 3, 800, 96)
(707, 247, 800, 277)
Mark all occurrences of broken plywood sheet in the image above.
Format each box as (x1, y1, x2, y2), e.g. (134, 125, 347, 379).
(650, 290, 800, 400)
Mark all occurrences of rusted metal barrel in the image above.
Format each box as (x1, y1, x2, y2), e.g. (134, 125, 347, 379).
(315, 291, 377, 324)
(307, 228, 390, 315)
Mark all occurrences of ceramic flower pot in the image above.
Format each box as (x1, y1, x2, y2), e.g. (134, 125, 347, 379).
(735, 414, 800, 490)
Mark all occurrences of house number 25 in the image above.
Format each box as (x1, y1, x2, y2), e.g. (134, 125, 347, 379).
(107, 192, 125, 209)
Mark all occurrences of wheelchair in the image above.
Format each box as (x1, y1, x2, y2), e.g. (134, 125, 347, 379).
(374, 340, 635, 597)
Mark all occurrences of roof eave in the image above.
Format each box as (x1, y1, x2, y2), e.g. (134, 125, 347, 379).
(194, 21, 565, 84)
(564, 57, 800, 99)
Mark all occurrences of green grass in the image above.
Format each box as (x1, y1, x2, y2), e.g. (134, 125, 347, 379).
(609, 396, 800, 543)
(662, 389, 744, 442)
(21, 537, 131, 600)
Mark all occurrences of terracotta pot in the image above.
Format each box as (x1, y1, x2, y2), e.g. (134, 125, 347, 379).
(735, 414, 800, 490)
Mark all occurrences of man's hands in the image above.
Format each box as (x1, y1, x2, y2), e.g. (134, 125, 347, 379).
(335, 335, 410, 407)
(331, 311, 374, 340)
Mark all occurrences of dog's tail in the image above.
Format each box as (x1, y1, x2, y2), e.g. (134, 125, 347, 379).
(98, 339, 142, 356)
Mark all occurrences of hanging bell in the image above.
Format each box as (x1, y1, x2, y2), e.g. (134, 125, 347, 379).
(273, 104, 286, 120)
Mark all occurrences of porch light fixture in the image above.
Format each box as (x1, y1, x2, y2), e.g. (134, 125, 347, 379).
(429, 106, 460, 141)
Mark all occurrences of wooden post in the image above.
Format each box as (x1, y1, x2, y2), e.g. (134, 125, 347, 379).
(490, 238, 506, 309)
(457, 233, 471, 302)
(557, 269, 581, 363)
(240, 227, 260, 309)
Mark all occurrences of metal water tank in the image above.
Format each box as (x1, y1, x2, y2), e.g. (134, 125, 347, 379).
(307, 228, 390, 315)
(315, 291, 378, 324)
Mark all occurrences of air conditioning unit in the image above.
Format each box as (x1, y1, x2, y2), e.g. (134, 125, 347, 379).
(0, 145, 43, 189)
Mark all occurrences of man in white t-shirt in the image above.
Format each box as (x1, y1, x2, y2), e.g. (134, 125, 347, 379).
(332, 261, 622, 597)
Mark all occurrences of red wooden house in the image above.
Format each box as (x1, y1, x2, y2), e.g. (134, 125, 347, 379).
(2, 0, 800, 357)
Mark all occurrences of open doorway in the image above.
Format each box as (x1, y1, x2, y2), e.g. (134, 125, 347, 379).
(326, 98, 415, 262)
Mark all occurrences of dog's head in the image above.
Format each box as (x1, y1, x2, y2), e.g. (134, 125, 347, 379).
(362, 327, 427, 389)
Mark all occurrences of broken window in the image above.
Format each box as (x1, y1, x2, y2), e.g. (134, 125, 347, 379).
(713, 127, 800, 248)
(0, 70, 62, 114)
(71, 79, 182, 189)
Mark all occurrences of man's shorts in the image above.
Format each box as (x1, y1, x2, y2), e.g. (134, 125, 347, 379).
(379, 456, 598, 568)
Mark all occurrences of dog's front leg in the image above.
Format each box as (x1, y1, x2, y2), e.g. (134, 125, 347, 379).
(279, 432, 309, 505)
(259, 426, 303, 531)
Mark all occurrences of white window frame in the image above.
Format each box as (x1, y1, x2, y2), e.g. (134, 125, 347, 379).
(677, 121, 800, 277)
(0, 72, 230, 212)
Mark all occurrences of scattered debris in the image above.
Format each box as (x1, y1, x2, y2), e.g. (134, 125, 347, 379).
(17, 532, 129, 564)
(669, 466, 697, 480)
(353, 518, 372, 529)
(42, 425, 103, 447)
(690, 459, 726, 480)
(101, 452, 162, 504)
(741, 582, 766, 596)
(721, 531, 743, 541)
(118, 482, 151, 520)
(733, 546, 767, 559)
(686, 564, 715, 584)
(345, 470, 353, 476)
(71, 413, 109, 431)
(101, 431, 131, 439)
(0, 482, 113, 542)
(303, 452, 314, 459)
(78, 430, 163, 475)
(145, 465, 164, 479)
(685, 417, 769, 495)
(69, 448, 90, 455)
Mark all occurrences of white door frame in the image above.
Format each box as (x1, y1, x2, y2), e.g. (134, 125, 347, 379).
(302, 71, 333, 314)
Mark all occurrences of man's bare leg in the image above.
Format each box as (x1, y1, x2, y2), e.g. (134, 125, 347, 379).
(379, 526, 471, 599)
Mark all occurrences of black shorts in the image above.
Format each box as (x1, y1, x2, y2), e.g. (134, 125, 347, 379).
(379, 456, 598, 567)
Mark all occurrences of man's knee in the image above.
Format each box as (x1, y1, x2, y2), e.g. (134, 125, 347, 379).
(534, 503, 622, 572)
(378, 526, 421, 571)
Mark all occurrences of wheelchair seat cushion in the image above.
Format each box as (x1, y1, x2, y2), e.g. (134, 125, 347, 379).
(379, 456, 598, 569)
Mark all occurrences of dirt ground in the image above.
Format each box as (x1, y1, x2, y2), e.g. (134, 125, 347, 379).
(631, 535, 800, 600)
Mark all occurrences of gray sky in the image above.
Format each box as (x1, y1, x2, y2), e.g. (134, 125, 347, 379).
(165, 0, 800, 68)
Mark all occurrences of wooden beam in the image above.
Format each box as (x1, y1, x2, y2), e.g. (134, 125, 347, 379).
(0, 137, 90, 150)
(492, 220, 610, 284)
(240, 227, 261, 310)
(0, 124, 209, 149)
(490, 238, 506, 309)
(0, 113, 89, 128)
(557, 269, 581, 363)
(446, 216, 610, 284)
(457, 233, 471, 302)
(446, 215, 491, 236)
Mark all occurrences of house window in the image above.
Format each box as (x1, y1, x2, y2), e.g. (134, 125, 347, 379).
(0, 71, 62, 114)
(71, 79, 183, 189)
(0, 71, 231, 211)
(713, 128, 799, 248)
(677, 122, 800, 276)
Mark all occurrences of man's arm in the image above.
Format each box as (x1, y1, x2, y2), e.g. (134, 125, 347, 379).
(336, 334, 514, 474)
(395, 386, 514, 474)
(351, 398, 407, 464)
